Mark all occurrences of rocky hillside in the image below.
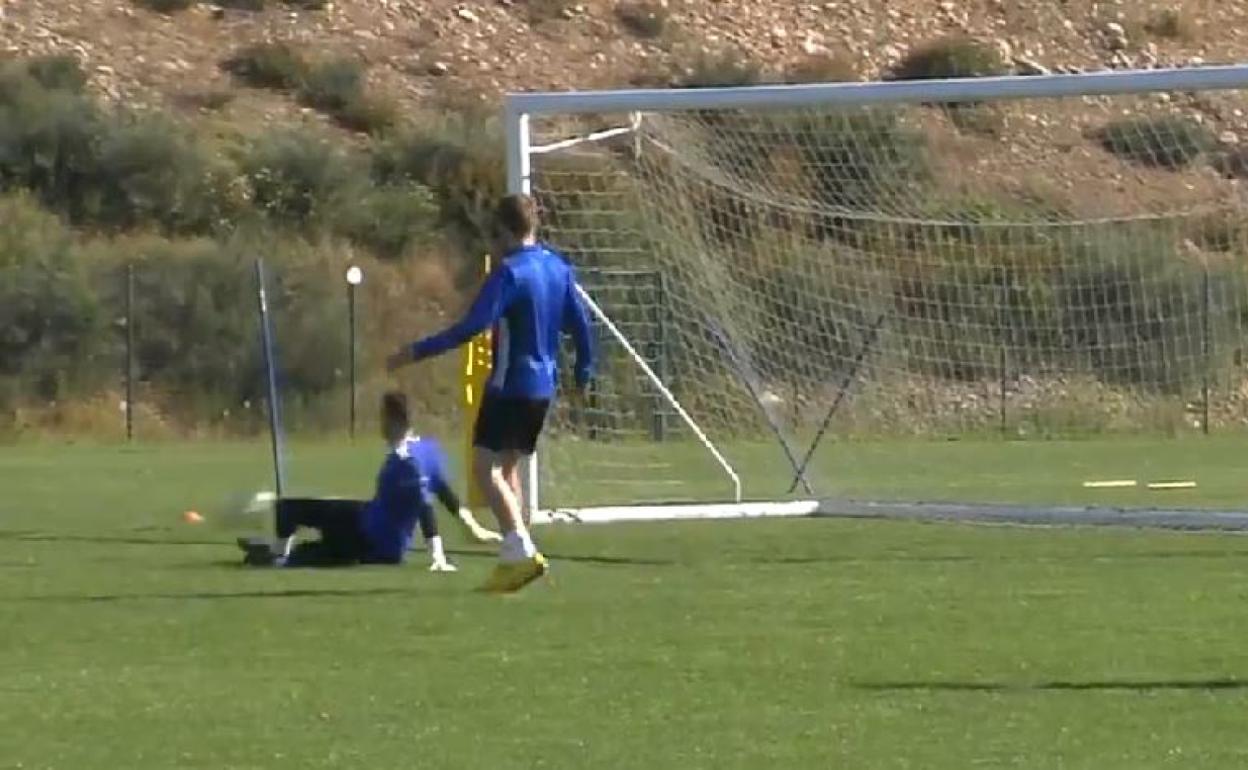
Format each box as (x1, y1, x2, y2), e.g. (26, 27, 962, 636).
(3, 0, 1246, 121)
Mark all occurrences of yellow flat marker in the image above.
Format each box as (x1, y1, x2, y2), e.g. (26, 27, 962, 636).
(1082, 480, 1138, 489)
(1147, 481, 1197, 490)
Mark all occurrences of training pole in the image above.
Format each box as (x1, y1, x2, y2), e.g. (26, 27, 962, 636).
(255, 259, 287, 499)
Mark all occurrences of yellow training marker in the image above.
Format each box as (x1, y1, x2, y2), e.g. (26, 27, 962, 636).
(462, 254, 493, 508)
(1082, 480, 1138, 489)
(1146, 481, 1198, 490)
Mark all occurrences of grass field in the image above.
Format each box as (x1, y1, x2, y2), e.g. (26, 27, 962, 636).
(3, 438, 1248, 768)
(543, 433, 1248, 509)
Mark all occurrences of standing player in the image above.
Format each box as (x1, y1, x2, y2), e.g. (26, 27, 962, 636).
(387, 192, 594, 593)
(239, 391, 501, 570)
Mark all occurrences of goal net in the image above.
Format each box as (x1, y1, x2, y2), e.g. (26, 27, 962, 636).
(512, 68, 1248, 520)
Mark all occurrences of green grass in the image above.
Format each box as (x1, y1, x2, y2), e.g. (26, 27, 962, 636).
(2, 439, 1248, 768)
(543, 434, 1248, 509)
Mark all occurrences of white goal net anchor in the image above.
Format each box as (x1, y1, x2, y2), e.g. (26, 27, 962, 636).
(508, 65, 1248, 526)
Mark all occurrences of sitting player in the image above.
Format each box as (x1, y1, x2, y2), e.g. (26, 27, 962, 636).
(239, 390, 500, 570)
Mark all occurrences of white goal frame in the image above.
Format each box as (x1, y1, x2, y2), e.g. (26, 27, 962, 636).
(505, 64, 1248, 526)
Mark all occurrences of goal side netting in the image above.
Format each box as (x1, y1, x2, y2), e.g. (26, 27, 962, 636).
(511, 68, 1248, 522)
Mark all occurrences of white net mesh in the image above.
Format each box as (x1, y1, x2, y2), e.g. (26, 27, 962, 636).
(529, 84, 1248, 511)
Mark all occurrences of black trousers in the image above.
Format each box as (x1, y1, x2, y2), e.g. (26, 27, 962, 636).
(277, 498, 372, 566)
(275, 496, 440, 567)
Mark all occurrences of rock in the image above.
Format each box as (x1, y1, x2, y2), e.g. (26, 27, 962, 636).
(1103, 21, 1128, 50)
(802, 35, 826, 56)
(1013, 56, 1049, 76)
(428, 60, 450, 76)
(456, 8, 479, 24)
(1219, 130, 1238, 145)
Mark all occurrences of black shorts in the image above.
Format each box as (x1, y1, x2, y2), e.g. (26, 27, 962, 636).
(472, 394, 550, 455)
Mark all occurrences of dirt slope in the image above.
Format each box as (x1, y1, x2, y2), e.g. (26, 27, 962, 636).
(3, 0, 1246, 115)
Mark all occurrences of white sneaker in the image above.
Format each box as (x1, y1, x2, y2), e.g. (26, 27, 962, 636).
(429, 559, 458, 573)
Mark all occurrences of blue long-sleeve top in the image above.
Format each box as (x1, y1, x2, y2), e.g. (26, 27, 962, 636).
(408, 243, 594, 400)
(361, 435, 455, 563)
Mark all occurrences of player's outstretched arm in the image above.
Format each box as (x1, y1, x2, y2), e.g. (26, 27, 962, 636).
(387, 268, 514, 372)
(564, 276, 595, 393)
(432, 481, 502, 545)
(425, 442, 502, 544)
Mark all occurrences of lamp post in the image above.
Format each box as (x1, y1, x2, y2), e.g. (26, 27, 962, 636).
(125, 263, 135, 442)
(345, 265, 363, 438)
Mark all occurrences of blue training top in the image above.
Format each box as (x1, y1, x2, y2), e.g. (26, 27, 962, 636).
(409, 243, 594, 400)
(360, 435, 451, 563)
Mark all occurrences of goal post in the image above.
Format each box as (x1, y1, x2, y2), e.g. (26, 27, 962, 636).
(505, 65, 1248, 525)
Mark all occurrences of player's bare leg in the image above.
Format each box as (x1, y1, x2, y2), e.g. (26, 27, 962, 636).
(473, 446, 522, 534)
(475, 446, 546, 591)
(507, 455, 529, 528)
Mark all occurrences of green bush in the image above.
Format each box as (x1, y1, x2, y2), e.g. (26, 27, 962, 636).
(1143, 7, 1197, 40)
(527, 0, 576, 25)
(297, 57, 363, 114)
(145, 0, 332, 8)
(339, 184, 439, 260)
(536, 151, 648, 267)
(945, 104, 1005, 137)
(673, 47, 766, 89)
(140, 238, 340, 413)
(133, 0, 196, 12)
(1056, 224, 1224, 390)
(875, 217, 1241, 390)
(0, 195, 107, 409)
(1095, 115, 1216, 169)
(175, 89, 236, 112)
(1186, 211, 1248, 252)
(888, 38, 1008, 135)
(331, 92, 399, 135)
(781, 54, 857, 84)
(889, 37, 1009, 80)
(91, 114, 239, 234)
(25, 55, 88, 93)
(0, 64, 105, 223)
(798, 110, 930, 215)
(117, 237, 257, 418)
(374, 113, 506, 265)
(1212, 146, 1248, 179)
(222, 42, 308, 91)
(297, 57, 397, 134)
(0, 63, 240, 235)
(615, 2, 669, 39)
(243, 129, 369, 231)
(243, 128, 435, 256)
